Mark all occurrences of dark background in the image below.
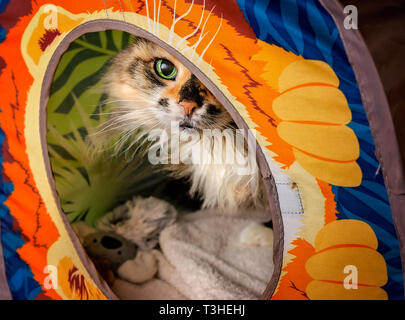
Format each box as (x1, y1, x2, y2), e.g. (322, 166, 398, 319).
(340, 0, 405, 173)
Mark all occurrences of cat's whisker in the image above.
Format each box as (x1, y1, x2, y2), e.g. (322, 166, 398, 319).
(104, 124, 145, 153)
(106, 116, 165, 155)
(104, 113, 139, 124)
(93, 118, 137, 136)
(168, 0, 177, 45)
(130, 124, 175, 160)
(197, 13, 223, 66)
(152, 0, 156, 35)
(118, 0, 126, 22)
(182, 31, 209, 58)
(181, 5, 214, 58)
(127, 135, 150, 158)
(116, 130, 148, 158)
(113, 131, 140, 154)
(128, 141, 152, 161)
(175, 0, 206, 51)
(156, 0, 162, 37)
(98, 98, 145, 105)
(93, 110, 137, 116)
(168, 0, 195, 45)
(145, 0, 153, 33)
(114, 127, 139, 145)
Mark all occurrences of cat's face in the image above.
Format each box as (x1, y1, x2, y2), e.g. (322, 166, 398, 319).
(104, 39, 233, 136)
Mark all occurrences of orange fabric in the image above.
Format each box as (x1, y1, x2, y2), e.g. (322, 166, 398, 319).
(317, 180, 338, 225)
(0, 33, 60, 298)
(271, 238, 315, 300)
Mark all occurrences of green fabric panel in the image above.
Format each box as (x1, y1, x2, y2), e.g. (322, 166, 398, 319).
(46, 30, 169, 226)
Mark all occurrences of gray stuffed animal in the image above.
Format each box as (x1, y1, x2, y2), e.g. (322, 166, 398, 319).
(73, 196, 177, 284)
(83, 232, 137, 272)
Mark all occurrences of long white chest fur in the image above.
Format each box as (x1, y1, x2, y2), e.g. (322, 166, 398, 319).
(150, 127, 266, 211)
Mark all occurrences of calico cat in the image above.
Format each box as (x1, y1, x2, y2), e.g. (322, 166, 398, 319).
(100, 38, 268, 212)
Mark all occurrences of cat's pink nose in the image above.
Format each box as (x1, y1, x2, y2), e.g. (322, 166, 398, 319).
(179, 101, 199, 115)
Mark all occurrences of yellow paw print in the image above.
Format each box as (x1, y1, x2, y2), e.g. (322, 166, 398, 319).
(274, 60, 362, 187)
(305, 219, 388, 300)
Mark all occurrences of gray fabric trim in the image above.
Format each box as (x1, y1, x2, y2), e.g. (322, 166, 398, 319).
(0, 221, 12, 300)
(322, 0, 405, 295)
(260, 175, 284, 299)
(40, 20, 284, 300)
(40, 22, 123, 301)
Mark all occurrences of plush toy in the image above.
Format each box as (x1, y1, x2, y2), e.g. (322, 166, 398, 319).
(72, 196, 177, 286)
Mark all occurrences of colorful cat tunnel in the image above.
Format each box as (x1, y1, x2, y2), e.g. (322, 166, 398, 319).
(0, 0, 404, 300)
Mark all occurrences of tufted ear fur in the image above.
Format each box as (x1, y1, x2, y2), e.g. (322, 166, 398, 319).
(96, 196, 177, 250)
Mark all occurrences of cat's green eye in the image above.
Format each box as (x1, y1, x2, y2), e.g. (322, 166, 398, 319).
(154, 58, 177, 80)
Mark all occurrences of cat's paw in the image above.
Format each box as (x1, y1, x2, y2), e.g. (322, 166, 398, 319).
(239, 222, 274, 247)
(117, 250, 158, 284)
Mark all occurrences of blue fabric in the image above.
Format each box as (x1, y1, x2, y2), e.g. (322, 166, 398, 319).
(0, 0, 10, 43)
(0, 0, 44, 299)
(0, 127, 42, 300)
(0, 26, 5, 43)
(236, 0, 404, 299)
(0, 0, 9, 13)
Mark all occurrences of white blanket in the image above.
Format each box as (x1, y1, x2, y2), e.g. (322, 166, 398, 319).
(113, 209, 273, 300)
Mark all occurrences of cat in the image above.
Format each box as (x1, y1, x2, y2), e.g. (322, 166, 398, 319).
(100, 38, 268, 213)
